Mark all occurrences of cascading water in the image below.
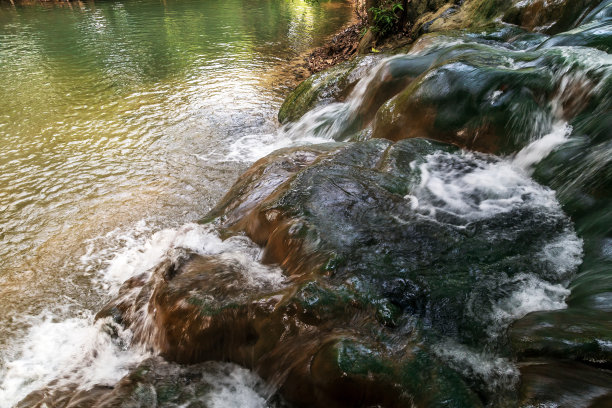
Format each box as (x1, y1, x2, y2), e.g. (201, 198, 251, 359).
(1, 0, 611, 406)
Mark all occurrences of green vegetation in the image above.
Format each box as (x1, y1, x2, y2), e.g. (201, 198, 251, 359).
(369, 1, 405, 37)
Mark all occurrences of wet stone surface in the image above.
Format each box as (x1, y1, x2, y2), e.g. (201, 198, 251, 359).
(12, 1, 612, 405)
(18, 357, 291, 408)
(60, 138, 582, 407)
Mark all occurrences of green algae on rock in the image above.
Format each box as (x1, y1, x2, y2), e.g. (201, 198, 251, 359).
(76, 138, 580, 407)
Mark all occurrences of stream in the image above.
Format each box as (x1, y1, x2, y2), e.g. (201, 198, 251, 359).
(1, 0, 611, 406)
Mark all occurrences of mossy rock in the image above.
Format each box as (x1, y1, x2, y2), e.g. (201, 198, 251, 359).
(278, 58, 361, 124)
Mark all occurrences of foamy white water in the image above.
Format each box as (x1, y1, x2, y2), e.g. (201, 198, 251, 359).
(411, 151, 562, 221)
(0, 221, 286, 407)
(198, 363, 275, 408)
(0, 313, 148, 407)
(210, 54, 399, 164)
(491, 274, 571, 325)
(433, 341, 519, 391)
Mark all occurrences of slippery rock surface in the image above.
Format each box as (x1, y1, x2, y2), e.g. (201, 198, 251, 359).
(503, 0, 602, 34)
(18, 1, 612, 406)
(279, 13, 610, 156)
(84, 138, 582, 407)
(277, 55, 384, 124)
(407, 0, 602, 35)
(517, 361, 612, 407)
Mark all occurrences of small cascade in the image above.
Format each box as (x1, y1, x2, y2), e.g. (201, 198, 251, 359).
(1, 0, 611, 407)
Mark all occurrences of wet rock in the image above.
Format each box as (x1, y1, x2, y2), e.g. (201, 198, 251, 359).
(278, 52, 391, 126)
(518, 360, 612, 407)
(503, 0, 601, 34)
(511, 307, 612, 365)
(33, 137, 582, 407)
(280, 50, 456, 142)
(412, 4, 461, 35)
(282, 28, 605, 154)
(580, 0, 612, 25)
(533, 0, 612, 52)
(406, 0, 515, 33)
(17, 384, 112, 408)
(283, 22, 607, 153)
(199, 138, 576, 405)
(369, 29, 610, 153)
(371, 51, 553, 153)
(415, 0, 599, 35)
(538, 19, 612, 53)
(203, 144, 344, 229)
(97, 241, 477, 407)
(278, 58, 364, 124)
(19, 357, 290, 408)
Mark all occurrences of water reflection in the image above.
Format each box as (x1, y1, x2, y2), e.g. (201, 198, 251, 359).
(0, 0, 351, 363)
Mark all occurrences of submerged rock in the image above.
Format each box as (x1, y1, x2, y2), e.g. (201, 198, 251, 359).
(371, 53, 553, 153)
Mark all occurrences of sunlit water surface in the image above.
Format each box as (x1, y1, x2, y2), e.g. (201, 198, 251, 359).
(0, 0, 351, 403)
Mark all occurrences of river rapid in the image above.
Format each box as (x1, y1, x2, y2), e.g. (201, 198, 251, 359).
(1, 0, 611, 407)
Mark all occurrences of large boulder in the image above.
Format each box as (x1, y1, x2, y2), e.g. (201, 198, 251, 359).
(89, 139, 580, 406)
(19, 134, 584, 407)
(371, 49, 554, 153)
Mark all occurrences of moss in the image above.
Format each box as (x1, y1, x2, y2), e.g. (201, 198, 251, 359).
(278, 58, 360, 124)
(399, 351, 483, 407)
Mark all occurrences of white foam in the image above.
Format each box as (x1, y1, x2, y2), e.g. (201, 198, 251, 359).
(413, 148, 583, 341)
(91, 223, 285, 295)
(0, 222, 286, 407)
(539, 231, 584, 279)
(433, 341, 519, 391)
(473, 232, 583, 334)
(0, 313, 148, 408)
(492, 274, 571, 325)
(217, 131, 331, 163)
(513, 122, 571, 172)
(0, 313, 278, 408)
(412, 151, 561, 222)
(198, 363, 273, 408)
(93, 223, 285, 349)
(203, 55, 406, 165)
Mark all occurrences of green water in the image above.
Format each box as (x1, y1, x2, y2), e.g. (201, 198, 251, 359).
(0, 0, 351, 354)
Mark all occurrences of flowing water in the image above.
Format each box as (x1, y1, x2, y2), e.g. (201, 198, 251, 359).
(1, 0, 611, 406)
(0, 0, 352, 405)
